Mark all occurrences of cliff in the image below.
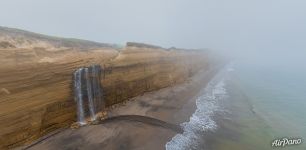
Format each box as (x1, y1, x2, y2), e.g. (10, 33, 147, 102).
(0, 27, 212, 149)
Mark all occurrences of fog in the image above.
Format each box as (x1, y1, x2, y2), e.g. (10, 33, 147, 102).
(1, 0, 306, 67)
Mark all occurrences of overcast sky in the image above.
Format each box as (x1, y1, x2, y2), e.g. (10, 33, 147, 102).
(1, 0, 306, 65)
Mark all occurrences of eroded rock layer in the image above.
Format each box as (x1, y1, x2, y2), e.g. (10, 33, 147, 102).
(0, 46, 212, 149)
(0, 27, 213, 149)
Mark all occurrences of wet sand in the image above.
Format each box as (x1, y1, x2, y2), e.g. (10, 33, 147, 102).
(24, 67, 219, 150)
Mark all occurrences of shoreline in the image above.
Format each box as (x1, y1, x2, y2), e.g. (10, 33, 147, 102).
(1, 28, 213, 149)
(199, 72, 275, 150)
(25, 65, 221, 150)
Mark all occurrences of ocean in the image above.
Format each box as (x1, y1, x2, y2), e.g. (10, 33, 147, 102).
(166, 61, 306, 150)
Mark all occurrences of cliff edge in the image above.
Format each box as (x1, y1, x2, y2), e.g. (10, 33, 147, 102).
(0, 27, 212, 149)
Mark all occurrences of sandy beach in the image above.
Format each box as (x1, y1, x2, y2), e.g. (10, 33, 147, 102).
(22, 65, 220, 150)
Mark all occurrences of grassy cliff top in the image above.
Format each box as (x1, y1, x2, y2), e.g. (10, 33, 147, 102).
(0, 26, 117, 50)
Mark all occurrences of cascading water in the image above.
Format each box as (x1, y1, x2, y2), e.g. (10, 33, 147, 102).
(85, 68, 96, 121)
(91, 65, 104, 113)
(73, 65, 104, 125)
(73, 68, 87, 125)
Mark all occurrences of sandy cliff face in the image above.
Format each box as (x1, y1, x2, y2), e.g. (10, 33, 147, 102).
(0, 27, 211, 149)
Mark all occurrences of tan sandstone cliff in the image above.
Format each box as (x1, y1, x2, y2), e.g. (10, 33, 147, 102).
(0, 27, 213, 149)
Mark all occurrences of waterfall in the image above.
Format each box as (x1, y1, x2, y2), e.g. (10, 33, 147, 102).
(73, 68, 87, 125)
(91, 65, 104, 112)
(85, 68, 96, 121)
(73, 65, 104, 125)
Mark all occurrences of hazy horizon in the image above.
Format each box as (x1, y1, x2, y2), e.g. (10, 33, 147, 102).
(1, 0, 306, 66)
(1, 1, 306, 149)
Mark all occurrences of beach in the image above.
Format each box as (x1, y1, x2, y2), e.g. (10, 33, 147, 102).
(0, 27, 214, 149)
(17, 60, 306, 150)
(23, 64, 221, 150)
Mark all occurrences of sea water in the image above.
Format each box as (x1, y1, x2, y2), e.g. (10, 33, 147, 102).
(234, 62, 306, 144)
(166, 62, 306, 150)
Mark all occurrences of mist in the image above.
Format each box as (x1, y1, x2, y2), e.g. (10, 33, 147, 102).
(1, 0, 305, 67)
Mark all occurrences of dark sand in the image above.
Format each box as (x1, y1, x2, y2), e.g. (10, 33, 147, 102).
(23, 67, 219, 150)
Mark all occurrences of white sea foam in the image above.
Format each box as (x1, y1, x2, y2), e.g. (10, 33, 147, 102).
(165, 77, 227, 150)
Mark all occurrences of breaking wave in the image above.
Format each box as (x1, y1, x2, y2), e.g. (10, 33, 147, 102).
(165, 75, 227, 150)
